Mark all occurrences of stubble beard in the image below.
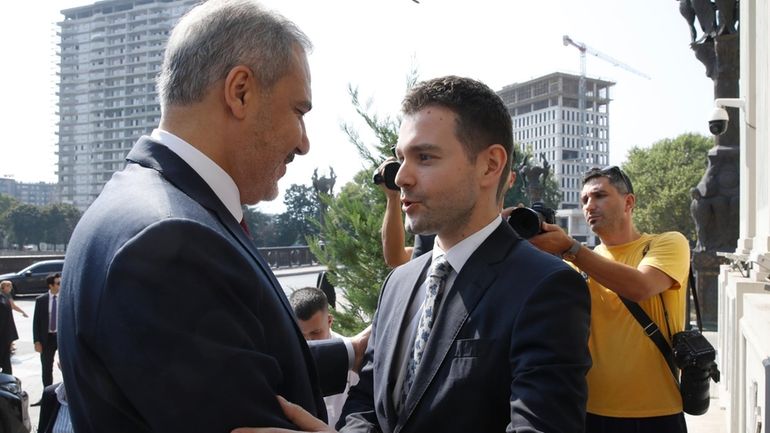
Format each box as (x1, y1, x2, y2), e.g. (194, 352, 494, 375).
(404, 195, 474, 239)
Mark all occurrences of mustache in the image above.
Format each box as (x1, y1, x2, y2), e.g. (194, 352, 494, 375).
(284, 153, 296, 164)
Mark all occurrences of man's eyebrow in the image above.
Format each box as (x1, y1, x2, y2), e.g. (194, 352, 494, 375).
(404, 143, 441, 153)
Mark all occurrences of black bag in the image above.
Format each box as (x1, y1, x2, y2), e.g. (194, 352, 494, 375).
(621, 265, 720, 416)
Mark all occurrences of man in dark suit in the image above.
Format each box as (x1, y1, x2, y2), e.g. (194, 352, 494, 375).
(239, 77, 592, 433)
(58, 2, 357, 433)
(33, 273, 60, 388)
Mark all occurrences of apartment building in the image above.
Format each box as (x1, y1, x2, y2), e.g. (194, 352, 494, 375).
(497, 72, 614, 244)
(57, 0, 197, 209)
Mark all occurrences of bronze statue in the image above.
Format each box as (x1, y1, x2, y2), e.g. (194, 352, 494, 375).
(519, 155, 550, 203)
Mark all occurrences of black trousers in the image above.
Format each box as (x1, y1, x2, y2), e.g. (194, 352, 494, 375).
(41, 333, 58, 387)
(0, 342, 11, 375)
(586, 412, 688, 433)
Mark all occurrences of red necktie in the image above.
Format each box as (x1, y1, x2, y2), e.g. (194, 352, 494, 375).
(239, 219, 251, 237)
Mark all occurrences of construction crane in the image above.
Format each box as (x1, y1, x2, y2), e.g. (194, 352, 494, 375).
(562, 35, 650, 168)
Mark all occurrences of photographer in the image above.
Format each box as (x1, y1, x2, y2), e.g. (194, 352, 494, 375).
(529, 166, 691, 433)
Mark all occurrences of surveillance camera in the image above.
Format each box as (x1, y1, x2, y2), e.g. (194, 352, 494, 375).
(708, 98, 746, 136)
(708, 106, 729, 135)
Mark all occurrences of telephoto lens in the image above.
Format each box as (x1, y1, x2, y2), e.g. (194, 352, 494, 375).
(680, 366, 712, 415)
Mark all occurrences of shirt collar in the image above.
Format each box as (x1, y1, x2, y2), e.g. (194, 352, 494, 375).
(432, 216, 503, 274)
(150, 129, 243, 223)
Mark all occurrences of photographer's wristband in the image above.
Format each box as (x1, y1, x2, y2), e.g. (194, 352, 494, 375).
(561, 238, 581, 261)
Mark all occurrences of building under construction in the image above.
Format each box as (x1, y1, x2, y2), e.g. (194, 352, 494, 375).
(497, 72, 614, 244)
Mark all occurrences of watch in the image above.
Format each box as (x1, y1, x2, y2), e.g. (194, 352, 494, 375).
(561, 238, 581, 261)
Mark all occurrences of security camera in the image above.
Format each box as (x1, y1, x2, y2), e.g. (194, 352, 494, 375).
(709, 98, 746, 136)
(708, 106, 729, 135)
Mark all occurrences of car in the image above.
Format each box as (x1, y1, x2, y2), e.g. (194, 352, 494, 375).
(0, 259, 64, 297)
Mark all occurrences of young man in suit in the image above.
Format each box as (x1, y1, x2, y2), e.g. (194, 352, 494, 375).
(239, 76, 592, 433)
(58, 1, 363, 432)
(33, 273, 60, 389)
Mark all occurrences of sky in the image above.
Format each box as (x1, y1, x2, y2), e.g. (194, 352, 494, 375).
(0, 0, 715, 214)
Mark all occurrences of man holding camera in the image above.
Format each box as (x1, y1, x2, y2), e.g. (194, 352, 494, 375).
(529, 166, 690, 433)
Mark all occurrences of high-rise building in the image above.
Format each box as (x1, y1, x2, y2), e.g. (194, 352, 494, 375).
(497, 72, 614, 245)
(0, 177, 58, 207)
(56, 0, 198, 210)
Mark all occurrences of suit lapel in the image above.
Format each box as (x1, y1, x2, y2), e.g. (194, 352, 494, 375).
(398, 223, 518, 428)
(381, 256, 431, 425)
(124, 138, 297, 320)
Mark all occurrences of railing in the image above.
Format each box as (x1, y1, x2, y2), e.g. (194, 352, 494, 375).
(259, 246, 318, 269)
(0, 246, 318, 274)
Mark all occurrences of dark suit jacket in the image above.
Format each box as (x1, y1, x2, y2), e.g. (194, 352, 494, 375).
(339, 222, 592, 433)
(58, 138, 347, 433)
(32, 294, 52, 347)
(37, 383, 61, 433)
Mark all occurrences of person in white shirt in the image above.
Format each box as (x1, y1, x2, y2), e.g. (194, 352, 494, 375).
(289, 287, 360, 427)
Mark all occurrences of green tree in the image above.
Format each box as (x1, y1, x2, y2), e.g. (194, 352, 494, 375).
(42, 203, 81, 248)
(277, 184, 321, 245)
(243, 205, 281, 247)
(7, 203, 43, 248)
(308, 83, 405, 334)
(622, 132, 713, 243)
(0, 194, 19, 248)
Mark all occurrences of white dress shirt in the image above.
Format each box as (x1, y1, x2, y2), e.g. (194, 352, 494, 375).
(150, 129, 242, 223)
(391, 216, 504, 406)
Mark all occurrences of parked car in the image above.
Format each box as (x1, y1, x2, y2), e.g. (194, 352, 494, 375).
(0, 259, 64, 297)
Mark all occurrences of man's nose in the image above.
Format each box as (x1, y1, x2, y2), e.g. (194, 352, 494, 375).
(394, 161, 411, 190)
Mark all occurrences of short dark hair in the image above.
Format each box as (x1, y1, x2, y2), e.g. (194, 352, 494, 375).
(401, 76, 514, 199)
(583, 166, 634, 195)
(46, 273, 61, 287)
(289, 287, 328, 321)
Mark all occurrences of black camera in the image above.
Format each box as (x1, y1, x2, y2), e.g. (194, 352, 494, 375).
(672, 330, 721, 415)
(372, 160, 400, 191)
(507, 201, 556, 239)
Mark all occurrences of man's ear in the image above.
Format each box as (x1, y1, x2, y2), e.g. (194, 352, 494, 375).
(625, 193, 636, 213)
(327, 313, 334, 329)
(478, 144, 508, 189)
(223, 65, 256, 120)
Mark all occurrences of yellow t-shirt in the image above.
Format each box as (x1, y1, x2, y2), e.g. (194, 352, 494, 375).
(585, 232, 690, 417)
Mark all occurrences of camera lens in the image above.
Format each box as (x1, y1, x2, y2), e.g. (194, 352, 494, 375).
(507, 207, 542, 239)
(680, 366, 711, 415)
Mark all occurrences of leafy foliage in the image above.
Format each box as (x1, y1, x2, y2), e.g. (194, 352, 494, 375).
(622, 133, 713, 243)
(309, 172, 392, 333)
(278, 184, 321, 245)
(308, 85, 403, 334)
(2, 201, 81, 249)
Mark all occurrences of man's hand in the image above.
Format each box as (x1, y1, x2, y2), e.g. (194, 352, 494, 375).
(528, 222, 573, 255)
(351, 324, 372, 372)
(34, 342, 42, 353)
(231, 396, 336, 433)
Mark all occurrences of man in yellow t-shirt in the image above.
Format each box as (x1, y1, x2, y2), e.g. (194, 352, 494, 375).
(530, 166, 690, 433)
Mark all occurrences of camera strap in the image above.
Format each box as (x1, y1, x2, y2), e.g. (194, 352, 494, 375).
(620, 296, 680, 386)
(618, 241, 680, 385)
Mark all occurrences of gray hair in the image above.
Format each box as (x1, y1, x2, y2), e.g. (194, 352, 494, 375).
(157, 0, 312, 109)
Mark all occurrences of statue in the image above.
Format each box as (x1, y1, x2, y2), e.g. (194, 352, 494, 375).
(312, 167, 336, 196)
(312, 167, 337, 230)
(519, 154, 550, 204)
(679, 1, 740, 329)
